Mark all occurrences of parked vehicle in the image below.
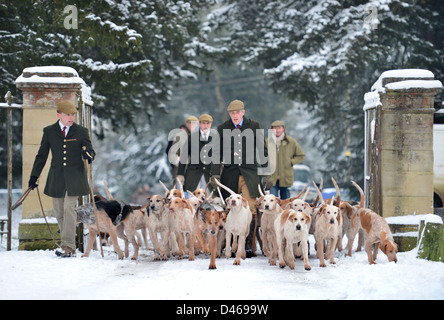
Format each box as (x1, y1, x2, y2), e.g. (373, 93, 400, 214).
(290, 164, 356, 203)
(289, 164, 317, 202)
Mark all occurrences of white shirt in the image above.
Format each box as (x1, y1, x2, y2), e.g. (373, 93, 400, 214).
(58, 121, 70, 136)
(200, 129, 209, 141)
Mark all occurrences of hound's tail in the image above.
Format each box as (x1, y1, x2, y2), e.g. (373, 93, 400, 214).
(351, 181, 365, 209)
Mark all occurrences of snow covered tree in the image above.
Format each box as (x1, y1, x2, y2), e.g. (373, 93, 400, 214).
(206, 0, 444, 189)
(0, 0, 219, 132)
(0, 0, 219, 188)
(92, 125, 172, 200)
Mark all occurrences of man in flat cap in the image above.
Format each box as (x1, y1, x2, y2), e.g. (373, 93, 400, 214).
(178, 114, 217, 192)
(265, 120, 305, 199)
(28, 100, 95, 257)
(213, 99, 268, 257)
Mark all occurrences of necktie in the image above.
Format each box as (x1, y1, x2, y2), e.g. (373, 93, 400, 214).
(63, 126, 67, 137)
(236, 124, 241, 129)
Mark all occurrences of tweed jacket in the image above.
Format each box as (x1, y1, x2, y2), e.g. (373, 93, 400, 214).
(177, 129, 217, 191)
(30, 121, 95, 198)
(215, 117, 267, 199)
(266, 134, 305, 187)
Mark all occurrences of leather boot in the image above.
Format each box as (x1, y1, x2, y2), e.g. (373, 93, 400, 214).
(55, 245, 76, 258)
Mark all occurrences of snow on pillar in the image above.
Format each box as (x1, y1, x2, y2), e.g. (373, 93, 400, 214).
(363, 69, 442, 218)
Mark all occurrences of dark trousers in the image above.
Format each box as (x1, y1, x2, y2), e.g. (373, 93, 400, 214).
(270, 180, 290, 200)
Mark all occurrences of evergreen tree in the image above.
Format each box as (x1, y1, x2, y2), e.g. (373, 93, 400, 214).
(0, 0, 219, 187)
(207, 0, 444, 189)
(0, 0, 219, 130)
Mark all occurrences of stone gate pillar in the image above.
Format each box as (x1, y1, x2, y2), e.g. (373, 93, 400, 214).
(363, 69, 442, 217)
(15, 66, 92, 250)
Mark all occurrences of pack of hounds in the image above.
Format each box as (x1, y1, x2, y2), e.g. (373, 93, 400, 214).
(76, 178, 398, 270)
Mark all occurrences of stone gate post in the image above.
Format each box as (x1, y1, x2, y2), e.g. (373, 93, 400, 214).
(15, 66, 92, 250)
(363, 69, 442, 217)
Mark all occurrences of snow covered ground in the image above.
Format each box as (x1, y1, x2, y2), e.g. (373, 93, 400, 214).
(1, 208, 444, 300)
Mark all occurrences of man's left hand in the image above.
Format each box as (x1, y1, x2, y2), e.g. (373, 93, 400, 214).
(82, 149, 93, 163)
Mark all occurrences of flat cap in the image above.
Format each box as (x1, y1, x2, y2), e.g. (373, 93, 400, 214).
(227, 99, 245, 112)
(199, 114, 213, 122)
(185, 115, 199, 122)
(271, 120, 285, 127)
(57, 100, 77, 114)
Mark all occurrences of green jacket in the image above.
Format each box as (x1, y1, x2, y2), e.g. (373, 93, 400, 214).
(30, 121, 95, 198)
(215, 117, 267, 199)
(266, 134, 305, 187)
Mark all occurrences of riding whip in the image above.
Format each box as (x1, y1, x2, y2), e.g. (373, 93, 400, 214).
(11, 186, 33, 211)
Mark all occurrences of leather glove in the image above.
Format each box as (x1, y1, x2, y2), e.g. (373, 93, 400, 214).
(82, 149, 93, 163)
(262, 176, 274, 190)
(28, 176, 38, 190)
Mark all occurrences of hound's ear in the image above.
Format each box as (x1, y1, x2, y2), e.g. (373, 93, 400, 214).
(380, 241, 387, 254)
(280, 209, 292, 226)
(182, 199, 192, 211)
(380, 230, 387, 243)
(225, 197, 231, 209)
(276, 197, 281, 204)
(344, 203, 354, 219)
(200, 209, 206, 223)
(241, 197, 249, 209)
(255, 196, 263, 208)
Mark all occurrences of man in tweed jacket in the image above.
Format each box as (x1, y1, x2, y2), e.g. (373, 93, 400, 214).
(212, 99, 268, 257)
